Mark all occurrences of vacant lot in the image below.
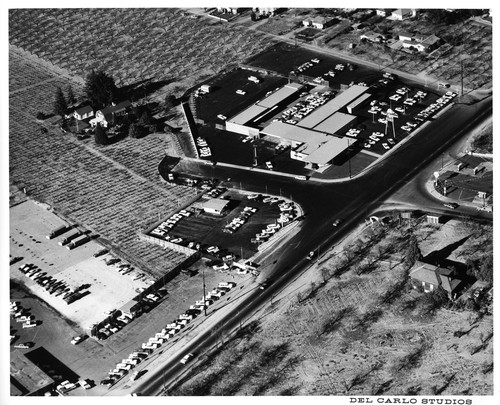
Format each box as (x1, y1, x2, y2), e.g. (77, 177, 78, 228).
(168, 217, 493, 396)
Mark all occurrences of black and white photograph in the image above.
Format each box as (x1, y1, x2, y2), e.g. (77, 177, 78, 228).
(2, 2, 495, 402)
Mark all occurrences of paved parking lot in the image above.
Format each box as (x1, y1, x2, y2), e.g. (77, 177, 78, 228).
(10, 200, 150, 329)
(152, 189, 284, 259)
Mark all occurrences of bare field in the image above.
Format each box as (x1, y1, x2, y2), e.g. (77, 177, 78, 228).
(170, 219, 493, 396)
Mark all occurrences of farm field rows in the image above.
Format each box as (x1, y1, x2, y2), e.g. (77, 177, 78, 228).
(8, 8, 274, 98)
(9, 49, 194, 278)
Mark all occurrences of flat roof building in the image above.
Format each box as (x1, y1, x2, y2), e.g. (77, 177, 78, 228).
(303, 136, 352, 166)
(313, 112, 358, 135)
(202, 198, 230, 215)
(256, 82, 303, 109)
(260, 121, 329, 146)
(225, 82, 303, 137)
(298, 85, 369, 128)
(10, 350, 55, 396)
(228, 104, 268, 126)
(347, 93, 372, 114)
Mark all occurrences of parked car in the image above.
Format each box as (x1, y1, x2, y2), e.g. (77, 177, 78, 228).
(71, 334, 88, 345)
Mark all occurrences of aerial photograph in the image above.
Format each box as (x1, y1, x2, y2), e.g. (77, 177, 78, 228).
(5, 4, 494, 401)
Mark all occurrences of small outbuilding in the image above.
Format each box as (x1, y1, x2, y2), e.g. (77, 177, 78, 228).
(202, 198, 230, 215)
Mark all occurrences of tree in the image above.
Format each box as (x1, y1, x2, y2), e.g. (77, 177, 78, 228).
(53, 86, 68, 117)
(128, 123, 143, 139)
(138, 110, 153, 127)
(94, 124, 108, 145)
(405, 233, 422, 266)
(164, 94, 177, 113)
(66, 84, 76, 106)
(84, 69, 118, 109)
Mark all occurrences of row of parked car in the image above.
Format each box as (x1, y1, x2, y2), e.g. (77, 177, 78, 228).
(290, 57, 320, 75)
(196, 137, 212, 158)
(101, 282, 236, 388)
(10, 300, 38, 334)
(95, 292, 163, 341)
(18, 263, 86, 305)
(279, 91, 333, 124)
(150, 209, 193, 239)
(251, 199, 298, 244)
(223, 206, 258, 234)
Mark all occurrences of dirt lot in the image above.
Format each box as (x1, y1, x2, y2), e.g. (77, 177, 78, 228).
(168, 217, 493, 396)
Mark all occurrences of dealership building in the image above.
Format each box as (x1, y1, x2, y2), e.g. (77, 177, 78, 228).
(226, 83, 371, 172)
(225, 82, 304, 136)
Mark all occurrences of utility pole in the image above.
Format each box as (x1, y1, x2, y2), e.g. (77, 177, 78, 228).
(460, 59, 464, 98)
(202, 267, 207, 316)
(348, 138, 352, 179)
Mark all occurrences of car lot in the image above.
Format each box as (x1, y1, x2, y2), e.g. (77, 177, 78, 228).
(10, 200, 252, 395)
(195, 68, 287, 124)
(10, 200, 150, 329)
(148, 189, 285, 260)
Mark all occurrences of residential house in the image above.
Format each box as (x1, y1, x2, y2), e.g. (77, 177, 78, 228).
(409, 261, 463, 299)
(73, 105, 94, 121)
(376, 8, 395, 17)
(360, 31, 386, 43)
(89, 100, 132, 128)
(311, 16, 335, 30)
(400, 33, 441, 52)
(391, 9, 415, 20)
(216, 7, 242, 15)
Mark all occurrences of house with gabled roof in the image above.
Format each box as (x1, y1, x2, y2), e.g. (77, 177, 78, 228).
(360, 31, 386, 43)
(376, 8, 395, 17)
(391, 9, 414, 20)
(401, 33, 442, 53)
(73, 105, 94, 121)
(89, 100, 132, 128)
(409, 261, 463, 299)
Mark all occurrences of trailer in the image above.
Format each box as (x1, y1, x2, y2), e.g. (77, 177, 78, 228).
(66, 234, 90, 250)
(58, 231, 83, 246)
(46, 224, 70, 239)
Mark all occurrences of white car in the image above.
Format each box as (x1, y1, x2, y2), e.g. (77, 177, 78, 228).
(382, 143, 390, 150)
(180, 353, 195, 364)
(265, 161, 273, 170)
